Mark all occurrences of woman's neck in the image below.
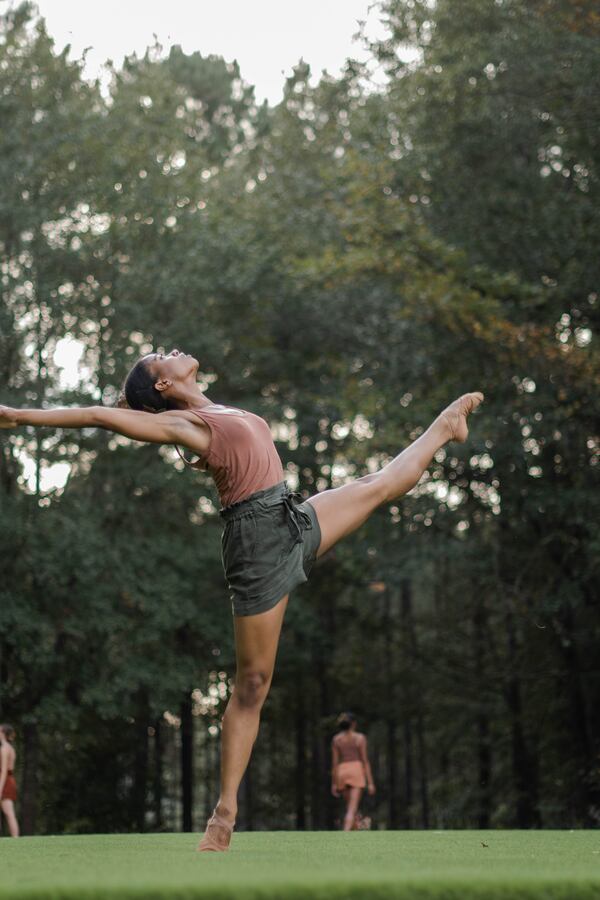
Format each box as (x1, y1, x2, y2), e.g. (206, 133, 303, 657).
(173, 383, 213, 410)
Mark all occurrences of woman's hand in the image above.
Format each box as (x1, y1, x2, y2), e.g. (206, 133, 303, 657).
(0, 405, 19, 428)
(367, 782, 376, 796)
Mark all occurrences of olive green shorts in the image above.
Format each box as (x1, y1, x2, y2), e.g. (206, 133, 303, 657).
(220, 481, 322, 617)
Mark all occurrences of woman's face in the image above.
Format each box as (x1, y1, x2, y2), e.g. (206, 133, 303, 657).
(147, 348, 199, 386)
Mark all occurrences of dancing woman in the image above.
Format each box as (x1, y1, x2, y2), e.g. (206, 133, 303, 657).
(0, 724, 20, 838)
(0, 348, 483, 850)
(331, 713, 375, 830)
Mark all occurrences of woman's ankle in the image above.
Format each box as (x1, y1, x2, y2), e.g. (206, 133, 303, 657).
(430, 414, 452, 447)
(214, 799, 237, 823)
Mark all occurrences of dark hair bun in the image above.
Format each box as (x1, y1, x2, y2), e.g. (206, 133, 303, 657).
(337, 711, 356, 731)
(0, 724, 15, 742)
(122, 357, 170, 413)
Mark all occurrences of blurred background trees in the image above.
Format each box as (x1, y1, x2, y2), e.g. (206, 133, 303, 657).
(1, 0, 598, 834)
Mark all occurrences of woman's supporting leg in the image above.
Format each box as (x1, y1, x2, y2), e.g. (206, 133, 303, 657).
(198, 596, 288, 850)
(1, 800, 19, 837)
(342, 787, 363, 831)
(308, 392, 483, 557)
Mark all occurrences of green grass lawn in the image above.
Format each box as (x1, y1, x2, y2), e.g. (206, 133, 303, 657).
(2, 831, 600, 900)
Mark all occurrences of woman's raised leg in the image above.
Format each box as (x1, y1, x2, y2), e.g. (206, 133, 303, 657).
(308, 392, 483, 556)
(198, 596, 288, 851)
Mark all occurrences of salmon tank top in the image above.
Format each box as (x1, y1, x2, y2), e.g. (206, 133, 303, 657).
(178, 404, 284, 507)
(335, 734, 362, 763)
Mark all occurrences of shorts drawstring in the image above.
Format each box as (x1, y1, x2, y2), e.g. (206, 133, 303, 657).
(281, 491, 313, 544)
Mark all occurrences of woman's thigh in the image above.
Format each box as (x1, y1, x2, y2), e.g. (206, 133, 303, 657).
(306, 475, 386, 558)
(233, 596, 288, 685)
(346, 787, 363, 815)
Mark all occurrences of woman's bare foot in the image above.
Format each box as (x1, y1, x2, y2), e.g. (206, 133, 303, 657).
(197, 804, 236, 852)
(440, 392, 484, 443)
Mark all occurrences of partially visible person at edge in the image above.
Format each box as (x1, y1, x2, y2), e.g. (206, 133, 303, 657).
(0, 348, 484, 851)
(331, 713, 375, 830)
(0, 724, 20, 838)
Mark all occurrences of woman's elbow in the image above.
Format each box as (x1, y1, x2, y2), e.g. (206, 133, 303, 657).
(89, 406, 105, 428)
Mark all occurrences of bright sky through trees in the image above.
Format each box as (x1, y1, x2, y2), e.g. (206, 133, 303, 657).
(28, 0, 387, 104)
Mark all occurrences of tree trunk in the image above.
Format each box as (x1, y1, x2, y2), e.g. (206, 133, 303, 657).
(154, 718, 163, 830)
(473, 598, 492, 828)
(403, 578, 430, 829)
(317, 588, 334, 830)
(132, 713, 149, 832)
(320, 671, 332, 829)
(403, 718, 414, 828)
(556, 601, 598, 823)
(401, 580, 414, 829)
(180, 694, 193, 832)
(415, 708, 430, 828)
(383, 588, 399, 827)
(476, 711, 492, 828)
(295, 683, 306, 829)
(387, 719, 398, 827)
(20, 721, 39, 835)
(310, 715, 322, 828)
(505, 607, 540, 827)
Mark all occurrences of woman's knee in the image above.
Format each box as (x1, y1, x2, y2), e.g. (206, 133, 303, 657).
(234, 669, 271, 709)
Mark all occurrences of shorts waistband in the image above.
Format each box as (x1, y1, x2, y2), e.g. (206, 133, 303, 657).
(220, 482, 313, 547)
(220, 481, 291, 520)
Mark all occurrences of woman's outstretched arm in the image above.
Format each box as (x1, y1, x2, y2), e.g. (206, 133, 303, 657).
(331, 740, 340, 797)
(0, 403, 209, 453)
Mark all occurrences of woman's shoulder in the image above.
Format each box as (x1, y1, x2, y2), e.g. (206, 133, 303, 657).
(192, 404, 248, 417)
(333, 731, 364, 743)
